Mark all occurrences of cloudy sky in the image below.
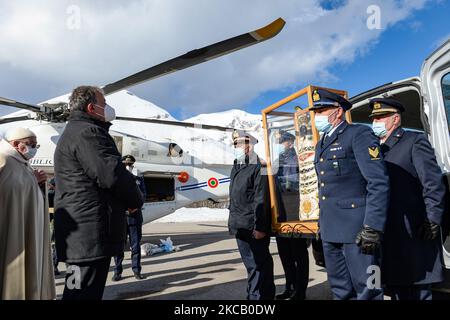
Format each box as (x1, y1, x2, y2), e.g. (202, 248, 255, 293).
(0, 0, 449, 119)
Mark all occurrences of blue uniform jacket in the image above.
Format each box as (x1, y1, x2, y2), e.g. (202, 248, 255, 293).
(277, 147, 299, 192)
(127, 175, 147, 225)
(314, 121, 390, 243)
(381, 127, 445, 285)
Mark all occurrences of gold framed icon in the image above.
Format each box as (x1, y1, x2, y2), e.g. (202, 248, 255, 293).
(261, 85, 350, 238)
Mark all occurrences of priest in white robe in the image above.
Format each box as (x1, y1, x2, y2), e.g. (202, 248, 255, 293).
(0, 127, 55, 299)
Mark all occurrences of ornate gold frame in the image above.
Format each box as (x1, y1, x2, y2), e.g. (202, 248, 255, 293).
(261, 85, 350, 238)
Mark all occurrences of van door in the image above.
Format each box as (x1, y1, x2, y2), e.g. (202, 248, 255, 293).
(420, 38, 450, 171)
(421, 38, 450, 284)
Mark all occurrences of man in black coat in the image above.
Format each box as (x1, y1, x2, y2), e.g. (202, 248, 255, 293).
(369, 98, 446, 300)
(54, 86, 143, 300)
(228, 130, 275, 300)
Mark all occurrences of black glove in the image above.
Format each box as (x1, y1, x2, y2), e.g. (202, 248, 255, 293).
(355, 225, 382, 255)
(418, 219, 440, 241)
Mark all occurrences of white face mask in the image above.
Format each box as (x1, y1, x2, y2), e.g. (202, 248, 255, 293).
(234, 147, 246, 160)
(20, 143, 38, 160)
(94, 103, 116, 122)
(104, 104, 116, 122)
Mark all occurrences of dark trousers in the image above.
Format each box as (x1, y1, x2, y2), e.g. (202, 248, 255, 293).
(236, 229, 275, 300)
(114, 216, 143, 274)
(276, 237, 309, 298)
(62, 257, 111, 300)
(388, 284, 432, 300)
(322, 241, 383, 300)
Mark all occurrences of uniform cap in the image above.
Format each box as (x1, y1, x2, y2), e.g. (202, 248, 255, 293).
(232, 129, 258, 145)
(368, 98, 405, 118)
(310, 89, 352, 111)
(122, 154, 136, 163)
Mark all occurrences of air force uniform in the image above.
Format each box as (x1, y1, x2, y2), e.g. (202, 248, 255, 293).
(369, 98, 446, 300)
(274, 132, 309, 300)
(312, 89, 390, 300)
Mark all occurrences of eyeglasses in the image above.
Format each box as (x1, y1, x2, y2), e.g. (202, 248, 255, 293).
(19, 141, 40, 149)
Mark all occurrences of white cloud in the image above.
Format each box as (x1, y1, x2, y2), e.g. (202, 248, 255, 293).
(0, 0, 432, 118)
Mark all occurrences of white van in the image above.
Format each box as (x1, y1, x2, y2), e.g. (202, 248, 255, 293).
(349, 38, 450, 295)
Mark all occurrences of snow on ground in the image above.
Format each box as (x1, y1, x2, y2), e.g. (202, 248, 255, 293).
(153, 207, 229, 223)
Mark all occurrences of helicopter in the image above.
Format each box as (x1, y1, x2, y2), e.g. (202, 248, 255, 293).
(0, 18, 286, 224)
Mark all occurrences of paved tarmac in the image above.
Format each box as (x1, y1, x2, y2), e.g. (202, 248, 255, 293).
(55, 221, 333, 300)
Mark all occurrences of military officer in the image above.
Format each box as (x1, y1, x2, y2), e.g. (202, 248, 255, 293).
(113, 155, 147, 281)
(311, 89, 390, 300)
(274, 132, 309, 300)
(228, 130, 275, 300)
(277, 132, 299, 193)
(369, 98, 446, 300)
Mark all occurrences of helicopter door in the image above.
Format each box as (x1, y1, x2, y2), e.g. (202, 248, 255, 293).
(143, 176, 175, 202)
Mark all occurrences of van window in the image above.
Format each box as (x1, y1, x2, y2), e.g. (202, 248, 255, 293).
(442, 73, 450, 132)
(350, 89, 424, 131)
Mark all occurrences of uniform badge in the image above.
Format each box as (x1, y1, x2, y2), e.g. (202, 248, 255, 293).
(374, 102, 381, 110)
(368, 146, 380, 160)
(312, 90, 320, 102)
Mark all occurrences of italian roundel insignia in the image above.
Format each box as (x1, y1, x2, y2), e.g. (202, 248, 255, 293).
(208, 177, 219, 188)
(368, 146, 380, 160)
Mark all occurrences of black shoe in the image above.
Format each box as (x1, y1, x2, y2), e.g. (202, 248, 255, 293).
(287, 291, 306, 300)
(134, 272, 146, 280)
(112, 273, 122, 282)
(54, 268, 60, 276)
(276, 289, 293, 300)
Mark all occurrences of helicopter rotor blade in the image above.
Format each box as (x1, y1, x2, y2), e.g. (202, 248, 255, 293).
(0, 115, 34, 125)
(0, 96, 42, 113)
(102, 18, 285, 95)
(114, 116, 236, 132)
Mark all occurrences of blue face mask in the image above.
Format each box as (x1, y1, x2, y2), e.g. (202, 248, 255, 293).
(372, 122, 387, 137)
(314, 109, 338, 133)
(234, 147, 245, 160)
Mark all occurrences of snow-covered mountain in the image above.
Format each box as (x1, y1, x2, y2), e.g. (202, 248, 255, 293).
(185, 109, 265, 157)
(186, 109, 262, 131)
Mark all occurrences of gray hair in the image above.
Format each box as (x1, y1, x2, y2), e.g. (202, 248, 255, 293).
(69, 86, 104, 112)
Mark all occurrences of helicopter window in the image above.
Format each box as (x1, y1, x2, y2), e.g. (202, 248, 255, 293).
(143, 176, 175, 202)
(168, 143, 183, 157)
(442, 73, 450, 133)
(131, 151, 139, 158)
